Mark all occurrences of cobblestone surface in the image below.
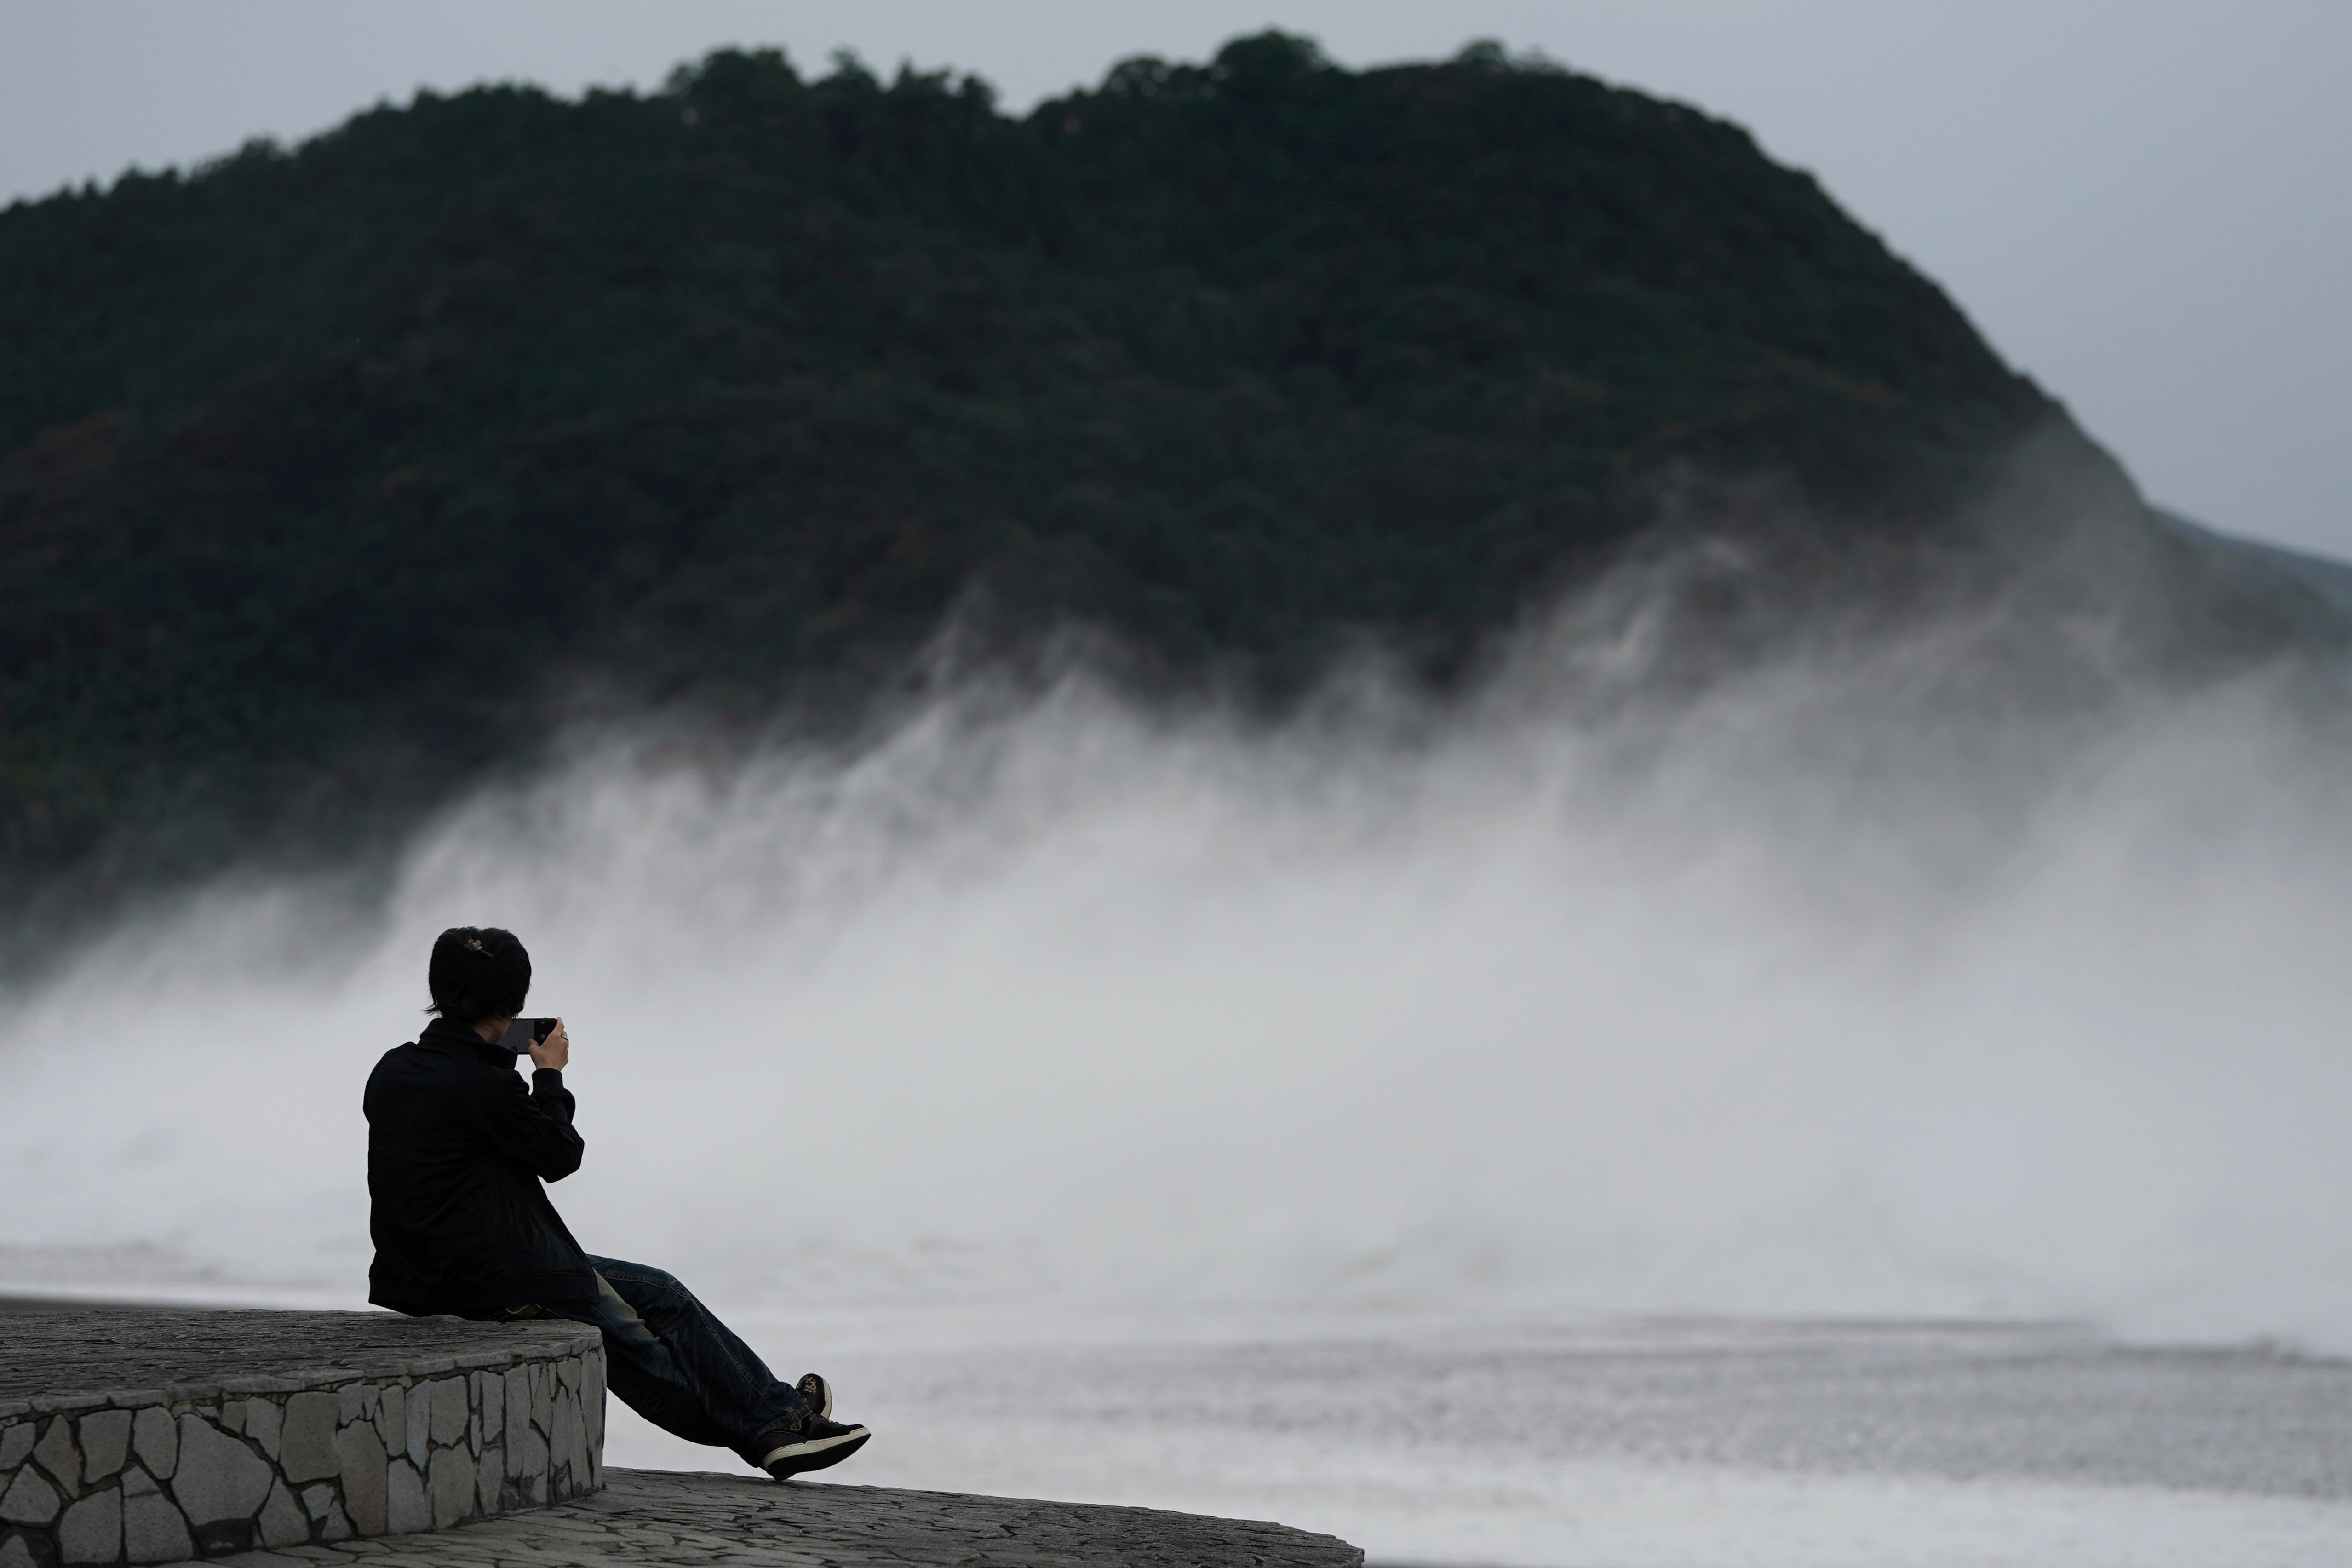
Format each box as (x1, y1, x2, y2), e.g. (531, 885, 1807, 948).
(0, 1309, 602, 1563)
(210, 1468, 1367, 1568)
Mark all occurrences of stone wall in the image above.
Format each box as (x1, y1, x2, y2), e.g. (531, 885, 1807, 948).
(0, 1313, 602, 1567)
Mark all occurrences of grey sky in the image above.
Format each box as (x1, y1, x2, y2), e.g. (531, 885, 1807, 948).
(4, 1, 2346, 556)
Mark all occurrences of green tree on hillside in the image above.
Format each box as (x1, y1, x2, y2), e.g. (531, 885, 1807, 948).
(0, 34, 2090, 902)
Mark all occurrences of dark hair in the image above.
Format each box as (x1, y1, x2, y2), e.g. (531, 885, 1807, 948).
(427, 926, 532, 1024)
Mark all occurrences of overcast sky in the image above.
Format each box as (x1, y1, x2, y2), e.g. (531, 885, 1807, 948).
(4, 1, 2346, 557)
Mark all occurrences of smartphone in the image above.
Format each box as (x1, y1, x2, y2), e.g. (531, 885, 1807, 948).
(497, 1017, 558, 1053)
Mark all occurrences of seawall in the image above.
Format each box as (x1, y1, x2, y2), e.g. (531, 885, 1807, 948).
(0, 1305, 1366, 1568)
(0, 1309, 602, 1565)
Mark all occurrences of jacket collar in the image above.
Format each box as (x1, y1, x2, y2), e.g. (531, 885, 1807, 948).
(420, 1016, 520, 1063)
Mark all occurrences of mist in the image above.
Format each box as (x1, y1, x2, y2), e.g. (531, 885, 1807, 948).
(5, 519, 2352, 1353)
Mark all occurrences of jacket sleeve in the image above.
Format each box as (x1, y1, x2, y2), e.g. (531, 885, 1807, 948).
(472, 1066, 586, 1183)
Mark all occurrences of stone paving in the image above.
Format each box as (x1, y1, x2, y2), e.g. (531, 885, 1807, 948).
(1, 1310, 602, 1564)
(210, 1468, 1367, 1568)
(0, 1313, 587, 1406)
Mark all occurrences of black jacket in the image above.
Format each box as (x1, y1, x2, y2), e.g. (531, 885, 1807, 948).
(365, 1017, 597, 1314)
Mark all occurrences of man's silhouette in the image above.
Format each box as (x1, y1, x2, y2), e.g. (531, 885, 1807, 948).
(365, 925, 870, 1479)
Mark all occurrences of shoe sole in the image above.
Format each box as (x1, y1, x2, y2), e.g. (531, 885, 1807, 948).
(763, 1426, 870, 1479)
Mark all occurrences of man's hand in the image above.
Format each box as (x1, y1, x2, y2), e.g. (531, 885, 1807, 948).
(529, 1018, 570, 1072)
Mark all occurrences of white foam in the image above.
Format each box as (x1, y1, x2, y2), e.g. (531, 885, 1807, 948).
(3, 585, 2352, 1351)
(597, 1310, 2352, 1568)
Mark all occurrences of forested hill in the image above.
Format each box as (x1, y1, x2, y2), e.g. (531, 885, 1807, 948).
(0, 34, 2296, 904)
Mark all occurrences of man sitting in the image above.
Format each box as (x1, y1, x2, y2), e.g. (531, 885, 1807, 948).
(364, 925, 871, 1479)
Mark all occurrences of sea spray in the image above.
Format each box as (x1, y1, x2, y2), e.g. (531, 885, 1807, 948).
(3, 576, 2351, 1349)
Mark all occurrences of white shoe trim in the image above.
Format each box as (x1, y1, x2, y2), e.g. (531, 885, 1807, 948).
(761, 1425, 869, 1466)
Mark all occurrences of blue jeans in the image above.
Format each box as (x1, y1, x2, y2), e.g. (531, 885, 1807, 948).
(545, 1255, 816, 1467)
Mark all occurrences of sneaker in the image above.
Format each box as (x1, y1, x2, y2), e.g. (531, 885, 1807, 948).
(759, 1416, 870, 1479)
(796, 1372, 833, 1420)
